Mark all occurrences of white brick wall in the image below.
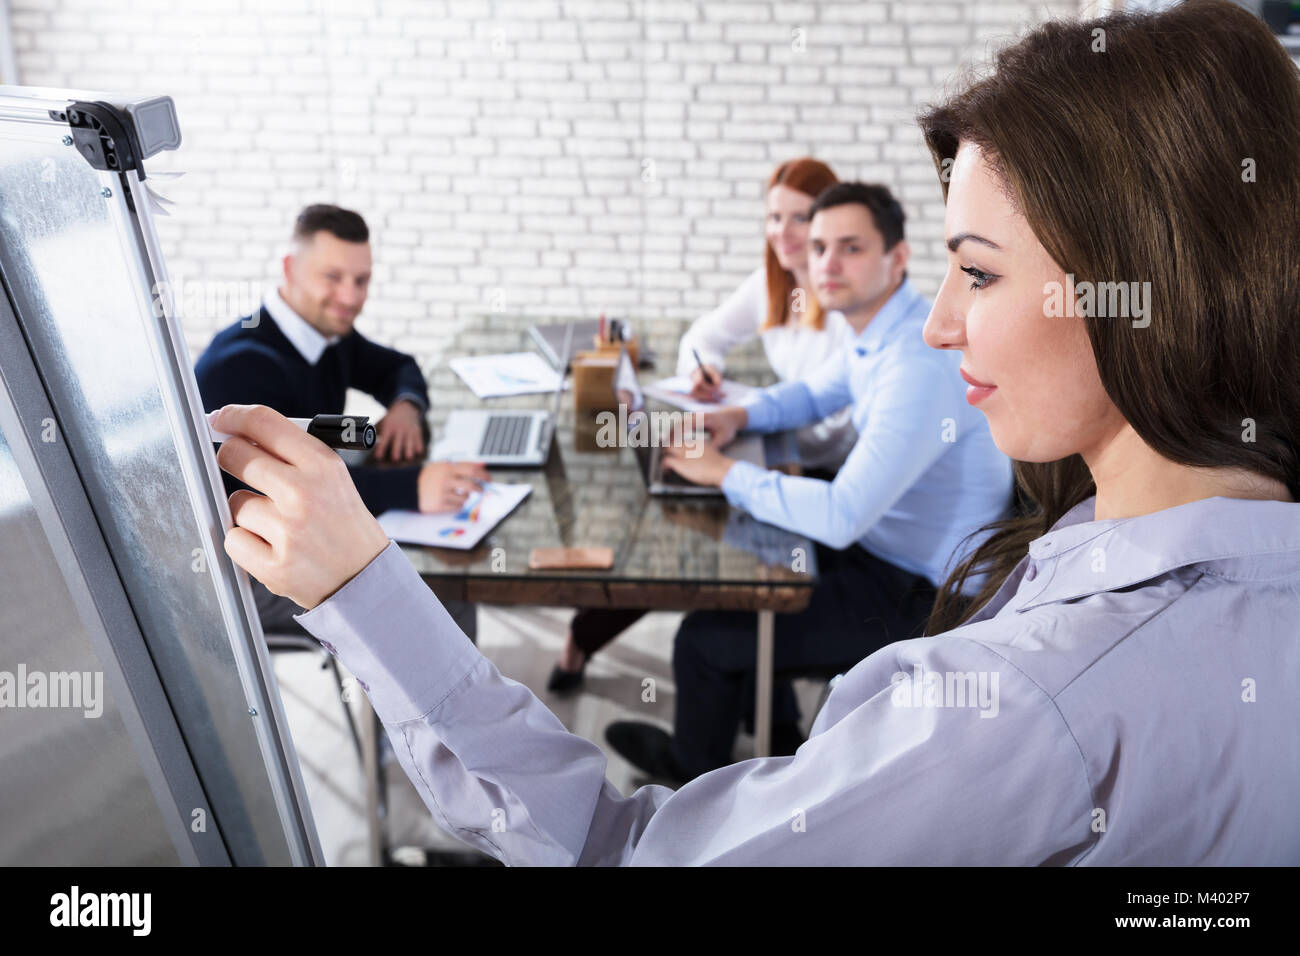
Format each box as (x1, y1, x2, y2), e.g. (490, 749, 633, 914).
(9, 0, 1079, 363)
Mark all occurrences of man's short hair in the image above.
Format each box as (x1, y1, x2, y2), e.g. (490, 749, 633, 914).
(808, 182, 906, 250)
(293, 204, 369, 244)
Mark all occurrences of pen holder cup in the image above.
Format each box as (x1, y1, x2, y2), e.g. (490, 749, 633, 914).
(573, 409, 610, 452)
(571, 351, 619, 412)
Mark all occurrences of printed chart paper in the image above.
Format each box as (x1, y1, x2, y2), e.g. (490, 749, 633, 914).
(449, 352, 566, 398)
(377, 483, 532, 550)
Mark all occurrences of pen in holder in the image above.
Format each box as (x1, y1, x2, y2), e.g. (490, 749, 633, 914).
(592, 317, 639, 368)
(572, 317, 638, 412)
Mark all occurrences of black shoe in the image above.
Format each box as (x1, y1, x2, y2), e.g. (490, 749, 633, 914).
(605, 721, 691, 785)
(546, 659, 586, 693)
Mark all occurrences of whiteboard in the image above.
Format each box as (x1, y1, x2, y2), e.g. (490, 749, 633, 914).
(0, 87, 320, 865)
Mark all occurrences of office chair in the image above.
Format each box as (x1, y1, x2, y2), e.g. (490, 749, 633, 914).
(264, 631, 366, 769)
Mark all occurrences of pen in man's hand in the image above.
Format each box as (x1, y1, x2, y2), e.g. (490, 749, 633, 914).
(692, 348, 717, 387)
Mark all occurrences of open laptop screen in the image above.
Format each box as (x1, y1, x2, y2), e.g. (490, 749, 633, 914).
(613, 346, 643, 414)
(612, 347, 701, 488)
(612, 346, 664, 484)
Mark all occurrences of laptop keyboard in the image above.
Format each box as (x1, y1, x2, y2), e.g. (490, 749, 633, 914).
(479, 414, 532, 457)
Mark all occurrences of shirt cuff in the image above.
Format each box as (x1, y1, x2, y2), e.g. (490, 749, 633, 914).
(292, 540, 480, 723)
(738, 392, 776, 432)
(394, 392, 428, 414)
(720, 458, 768, 510)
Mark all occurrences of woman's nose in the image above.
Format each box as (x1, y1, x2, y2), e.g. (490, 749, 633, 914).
(923, 281, 966, 350)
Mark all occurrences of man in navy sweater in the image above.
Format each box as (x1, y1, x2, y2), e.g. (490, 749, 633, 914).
(196, 204, 488, 514)
(196, 204, 486, 638)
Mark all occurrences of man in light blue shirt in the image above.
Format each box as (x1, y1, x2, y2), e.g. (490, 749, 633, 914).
(606, 183, 1013, 782)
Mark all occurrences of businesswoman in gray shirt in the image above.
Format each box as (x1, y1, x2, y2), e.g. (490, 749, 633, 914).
(213, 0, 1299, 864)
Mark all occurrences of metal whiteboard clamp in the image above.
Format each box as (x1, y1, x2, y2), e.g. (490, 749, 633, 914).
(51, 95, 181, 180)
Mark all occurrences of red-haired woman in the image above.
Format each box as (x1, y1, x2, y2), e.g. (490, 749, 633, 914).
(677, 157, 857, 473)
(549, 158, 858, 692)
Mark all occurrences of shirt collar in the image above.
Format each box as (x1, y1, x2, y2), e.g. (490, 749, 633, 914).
(850, 278, 925, 355)
(262, 290, 341, 366)
(1010, 494, 1300, 612)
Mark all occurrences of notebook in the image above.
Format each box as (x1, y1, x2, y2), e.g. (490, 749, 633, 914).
(377, 482, 532, 550)
(449, 352, 565, 399)
(642, 375, 758, 414)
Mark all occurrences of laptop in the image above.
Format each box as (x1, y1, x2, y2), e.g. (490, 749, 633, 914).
(529, 318, 656, 371)
(435, 324, 573, 466)
(613, 346, 765, 496)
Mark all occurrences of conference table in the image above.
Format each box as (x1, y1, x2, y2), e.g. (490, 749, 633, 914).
(358, 314, 820, 863)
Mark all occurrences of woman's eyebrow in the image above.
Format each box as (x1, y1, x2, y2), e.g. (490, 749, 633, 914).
(946, 232, 1003, 253)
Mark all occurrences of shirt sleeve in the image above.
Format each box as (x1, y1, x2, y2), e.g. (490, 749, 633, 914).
(675, 268, 766, 376)
(739, 348, 852, 433)
(293, 546, 1095, 866)
(392, 391, 429, 415)
(721, 351, 957, 550)
(294, 542, 673, 866)
(347, 331, 430, 411)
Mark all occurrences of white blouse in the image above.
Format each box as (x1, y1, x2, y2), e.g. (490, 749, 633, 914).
(675, 267, 857, 471)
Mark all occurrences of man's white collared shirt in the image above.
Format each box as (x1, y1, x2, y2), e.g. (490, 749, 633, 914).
(261, 290, 340, 366)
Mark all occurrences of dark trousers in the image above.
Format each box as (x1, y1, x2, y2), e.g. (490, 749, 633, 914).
(568, 469, 847, 659)
(571, 607, 647, 657)
(670, 542, 937, 777)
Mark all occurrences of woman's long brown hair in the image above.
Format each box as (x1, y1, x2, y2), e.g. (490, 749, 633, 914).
(761, 157, 838, 332)
(921, 0, 1300, 634)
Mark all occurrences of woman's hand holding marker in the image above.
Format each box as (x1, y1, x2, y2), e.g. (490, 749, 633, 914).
(212, 404, 390, 610)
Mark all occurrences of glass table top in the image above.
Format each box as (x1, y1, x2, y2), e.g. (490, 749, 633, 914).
(376, 317, 819, 590)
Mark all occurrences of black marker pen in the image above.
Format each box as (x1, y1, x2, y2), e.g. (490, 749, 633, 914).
(208, 413, 376, 451)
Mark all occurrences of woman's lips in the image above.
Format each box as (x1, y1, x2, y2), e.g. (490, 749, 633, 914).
(960, 367, 997, 405)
